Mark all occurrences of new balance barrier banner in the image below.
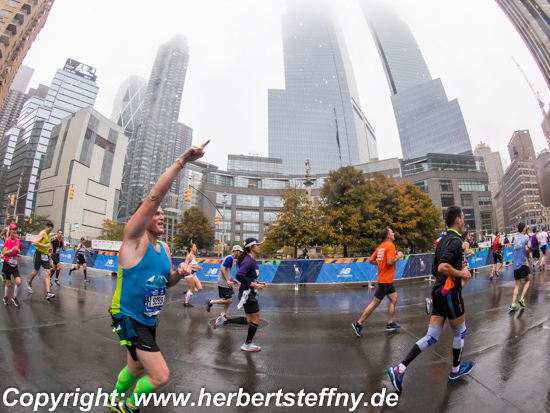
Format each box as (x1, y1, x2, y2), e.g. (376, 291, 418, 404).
(94, 252, 118, 271)
(60, 250, 76, 264)
(402, 254, 433, 279)
(271, 260, 323, 284)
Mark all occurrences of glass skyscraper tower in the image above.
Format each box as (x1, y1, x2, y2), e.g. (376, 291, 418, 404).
(364, 1, 472, 160)
(268, 0, 378, 175)
(495, 0, 550, 92)
(122, 35, 190, 218)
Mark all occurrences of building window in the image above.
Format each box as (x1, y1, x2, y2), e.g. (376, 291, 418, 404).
(478, 196, 492, 207)
(439, 180, 453, 192)
(235, 209, 259, 221)
(414, 180, 428, 193)
(0, 9, 12, 18)
(461, 194, 473, 207)
(481, 212, 492, 232)
(6, 1, 20, 7)
(236, 194, 259, 207)
(215, 193, 231, 206)
(264, 196, 283, 208)
(441, 194, 454, 207)
(458, 180, 490, 192)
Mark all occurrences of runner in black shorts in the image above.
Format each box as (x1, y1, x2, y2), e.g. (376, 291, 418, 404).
(236, 238, 266, 352)
(51, 230, 66, 286)
(2, 224, 21, 307)
(388, 206, 473, 392)
(69, 237, 90, 282)
(510, 222, 531, 311)
(352, 227, 404, 337)
(28, 222, 55, 300)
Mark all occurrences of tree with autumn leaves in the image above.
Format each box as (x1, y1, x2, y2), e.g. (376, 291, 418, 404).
(174, 206, 215, 251)
(264, 167, 442, 257)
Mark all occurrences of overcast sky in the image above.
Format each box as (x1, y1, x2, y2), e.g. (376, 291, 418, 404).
(22, 0, 550, 171)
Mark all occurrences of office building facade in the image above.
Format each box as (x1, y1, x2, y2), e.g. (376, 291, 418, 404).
(122, 35, 190, 219)
(268, 0, 378, 175)
(34, 107, 127, 243)
(536, 148, 550, 206)
(0, 0, 54, 112)
(364, 1, 472, 159)
(4, 59, 99, 219)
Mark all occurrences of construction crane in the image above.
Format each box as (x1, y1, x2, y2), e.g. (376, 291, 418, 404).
(512, 56, 548, 118)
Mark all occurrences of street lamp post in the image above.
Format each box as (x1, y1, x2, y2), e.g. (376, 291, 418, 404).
(222, 192, 227, 257)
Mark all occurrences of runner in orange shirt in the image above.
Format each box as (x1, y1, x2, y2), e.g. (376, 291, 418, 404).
(352, 227, 404, 337)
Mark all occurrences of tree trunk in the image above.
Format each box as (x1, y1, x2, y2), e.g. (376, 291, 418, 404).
(294, 245, 297, 259)
(343, 245, 348, 258)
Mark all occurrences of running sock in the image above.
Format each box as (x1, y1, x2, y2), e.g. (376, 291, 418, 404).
(127, 376, 156, 408)
(113, 366, 138, 398)
(220, 312, 226, 317)
(185, 291, 193, 304)
(4, 286, 9, 296)
(70, 267, 76, 272)
(14, 285, 19, 297)
(398, 363, 406, 374)
(245, 322, 258, 344)
(84, 269, 87, 278)
(452, 349, 462, 373)
(402, 324, 442, 367)
(227, 316, 248, 325)
(55, 270, 60, 279)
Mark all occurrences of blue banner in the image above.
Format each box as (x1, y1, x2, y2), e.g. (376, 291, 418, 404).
(93, 254, 118, 271)
(59, 250, 76, 264)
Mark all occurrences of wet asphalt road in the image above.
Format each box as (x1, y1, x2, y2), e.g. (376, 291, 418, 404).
(0, 258, 549, 412)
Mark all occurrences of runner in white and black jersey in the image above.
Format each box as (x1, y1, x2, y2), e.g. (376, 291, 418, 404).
(206, 245, 243, 328)
(539, 227, 548, 270)
(69, 237, 90, 282)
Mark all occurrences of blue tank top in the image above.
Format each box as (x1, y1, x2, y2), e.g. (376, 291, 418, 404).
(111, 243, 171, 326)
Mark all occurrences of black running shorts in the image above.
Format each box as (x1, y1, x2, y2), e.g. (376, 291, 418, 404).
(218, 286, 234, 299)
(126, 318, 160, 362)
(51, 254, 60, 266)
(2, 261, 20, 280)
(77, 254, 86, 265)
(493, 252, 503, 263)
(541, 245, 547, 255)
(532, 249, 540, 260)
(513, 265, 530, 281)
(374, 283, 396, 300)
(431, 288, 464, 320)
(239, 291, 260, 314)
(33, 251, 51, 271)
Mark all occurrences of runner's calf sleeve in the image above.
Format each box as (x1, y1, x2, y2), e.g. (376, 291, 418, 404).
(246, 322, 259, 344)
(113, 366, 138, 396)
(452, 322, 466, 349)
(185, 291, 193, 303)
(402, 324, 442, 367)
(227, 316, 248, 325)
(127, 376, 157, 408)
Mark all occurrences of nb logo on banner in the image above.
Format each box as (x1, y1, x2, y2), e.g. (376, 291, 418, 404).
(338, 268, 352, 277)
(206, 268, 218, 276)
(106, 259, 114, 266)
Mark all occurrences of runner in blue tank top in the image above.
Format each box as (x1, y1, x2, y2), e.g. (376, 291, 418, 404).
(108, 139, 209, 413)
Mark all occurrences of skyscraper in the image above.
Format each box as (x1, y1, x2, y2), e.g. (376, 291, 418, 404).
(111, 76, 147, 220)
(474, 142, 505, 196)
(110, 76, 147, 138)
(4, 59, 98, 219)
(0, 65, 33, 140)
(123, 36, 190, 218)
(495, 0, 550, 91)
(268, 0, 378, 175)
(0, 0, 55, 113)
(364, 1, 472, 159)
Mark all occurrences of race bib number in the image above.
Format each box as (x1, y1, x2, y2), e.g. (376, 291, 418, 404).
(41, 254, 49, 262)
(56, 248, 61, 254)
(8, 256, 17, 267)
(144, 287, 166, 317)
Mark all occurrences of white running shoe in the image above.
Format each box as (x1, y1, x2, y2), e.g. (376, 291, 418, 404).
(27, 281, 33, 294)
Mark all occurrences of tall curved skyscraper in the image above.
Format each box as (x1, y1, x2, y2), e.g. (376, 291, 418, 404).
(268, 0, 378, 175)
(111, 76, 147, 138)
(121, 35, 190, 218)
(364, 1, 472, 160)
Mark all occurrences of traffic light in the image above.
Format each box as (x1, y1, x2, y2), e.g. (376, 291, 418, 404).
(69, 187, 74, 199)
(185, 188, 191, 202)
(10, 194, 15, 206)
(6, 213, 9, 220)
(215, 215, 220, 226)
(219, 239, 222, 244)
(29, 218, 32, 224)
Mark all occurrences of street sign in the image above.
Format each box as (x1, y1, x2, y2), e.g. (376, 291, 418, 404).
(74, 223, 79, 229)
